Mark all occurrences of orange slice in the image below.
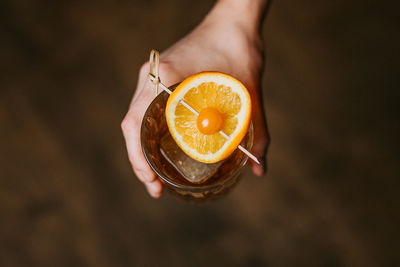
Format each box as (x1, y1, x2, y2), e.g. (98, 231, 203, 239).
(165, 72, 251, 163)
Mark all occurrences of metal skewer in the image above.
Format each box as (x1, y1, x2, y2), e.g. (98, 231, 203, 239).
(148, 73, 260, 165)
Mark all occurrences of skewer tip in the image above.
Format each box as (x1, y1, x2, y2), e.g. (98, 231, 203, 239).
(238, 145, 260, 164)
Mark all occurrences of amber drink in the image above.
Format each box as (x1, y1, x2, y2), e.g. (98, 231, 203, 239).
(141, 87, 253, 202)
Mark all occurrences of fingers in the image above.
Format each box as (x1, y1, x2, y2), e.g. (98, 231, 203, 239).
(121, 70, 164, 196)
(250, 136, 267, 176)
(122, 61, 180, 198)
(249, 86, 269, 176)
(250, 118, 268, 176)
(121, 109, 163, 198)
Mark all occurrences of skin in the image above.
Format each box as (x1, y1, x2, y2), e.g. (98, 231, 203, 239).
(121, 0, 269, 198)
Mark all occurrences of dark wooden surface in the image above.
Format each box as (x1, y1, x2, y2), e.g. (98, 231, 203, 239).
(1, 0, 398, 266)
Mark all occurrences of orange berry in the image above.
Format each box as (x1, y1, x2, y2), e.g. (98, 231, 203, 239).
(196, 107, 223, 135)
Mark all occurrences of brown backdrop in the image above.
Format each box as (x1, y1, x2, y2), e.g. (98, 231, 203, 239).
(1, 0, 398, 266)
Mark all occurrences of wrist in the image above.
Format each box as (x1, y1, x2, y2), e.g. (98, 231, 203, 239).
(213, 0, 267, 34)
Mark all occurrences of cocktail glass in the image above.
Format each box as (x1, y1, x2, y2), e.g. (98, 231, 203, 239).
(141, 85, 253, 202)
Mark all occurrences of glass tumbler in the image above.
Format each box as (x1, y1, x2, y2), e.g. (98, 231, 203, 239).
(141, 88, 254, 202)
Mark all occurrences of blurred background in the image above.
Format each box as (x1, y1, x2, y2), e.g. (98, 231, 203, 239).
(1, 0, 399, 266)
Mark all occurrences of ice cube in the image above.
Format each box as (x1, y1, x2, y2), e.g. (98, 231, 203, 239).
(160, 133, 222, 184)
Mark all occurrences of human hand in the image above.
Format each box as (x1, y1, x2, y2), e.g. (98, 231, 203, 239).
(121, 0, 269, 198)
